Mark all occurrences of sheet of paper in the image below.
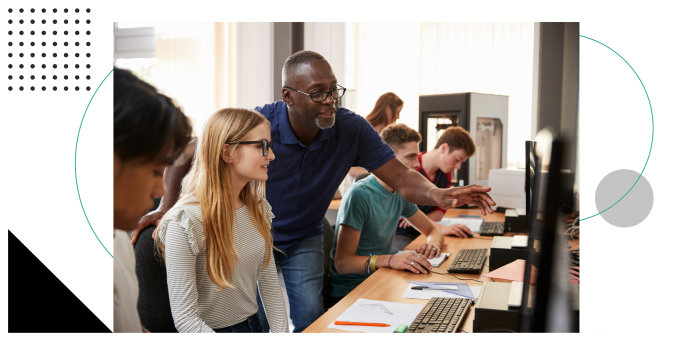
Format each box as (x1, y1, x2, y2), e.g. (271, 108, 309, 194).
(397, 250, 451, 267)
(426, 285, 458, 290)
(482, 259, 538, 283)
(436, 217, 484, 232)
(328, 298, 423, 333)
(402, 283, 482, 300)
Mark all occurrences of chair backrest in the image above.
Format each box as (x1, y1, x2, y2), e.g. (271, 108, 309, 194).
(133, 225, 177, 332)
(355, 172, 371, 183)
(321, 217, 335, 311)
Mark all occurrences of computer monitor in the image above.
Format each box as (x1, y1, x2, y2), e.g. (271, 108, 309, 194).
(519, 127, 574, 332)
(524, 140, 536, 231)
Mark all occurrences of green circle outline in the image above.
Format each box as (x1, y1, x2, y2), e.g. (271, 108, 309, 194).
(75, 69, 114, 258)
(579, 36, 654, 221)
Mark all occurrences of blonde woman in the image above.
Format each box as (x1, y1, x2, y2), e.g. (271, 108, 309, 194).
(155, 108, 288, 333)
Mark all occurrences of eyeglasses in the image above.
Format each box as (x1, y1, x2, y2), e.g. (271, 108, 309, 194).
(229, 140, 273, 157)
(282, 85, 346, 102)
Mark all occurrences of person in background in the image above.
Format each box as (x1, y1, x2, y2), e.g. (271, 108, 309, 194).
(391, 126, 477, 254)
(131, 51, 495, 333)
(154, 108, 289, 333)
(113, 68, 192, 332)
(339, 92, 404, 196)
(330, 123, 444, 304)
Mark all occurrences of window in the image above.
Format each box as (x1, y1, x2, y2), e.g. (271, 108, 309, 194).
(349, 22, 535, 168)
(114, 58, 157, 84)
(116, 22, 157, 29)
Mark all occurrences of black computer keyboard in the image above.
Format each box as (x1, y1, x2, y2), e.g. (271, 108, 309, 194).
(478, 222, 505, 236)
(447, 248, 487, 274)
(406, 297, 472, 333)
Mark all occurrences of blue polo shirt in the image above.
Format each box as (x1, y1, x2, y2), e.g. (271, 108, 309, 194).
(254, 101, 396, 250)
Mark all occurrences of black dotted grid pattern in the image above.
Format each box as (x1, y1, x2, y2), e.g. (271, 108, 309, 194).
(579, 249, 610, 333)
(6, 8, 92, 92)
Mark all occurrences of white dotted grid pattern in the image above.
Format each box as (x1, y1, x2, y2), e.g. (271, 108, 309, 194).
(5, 7, 92, 92)
(579, 250, 608, 333)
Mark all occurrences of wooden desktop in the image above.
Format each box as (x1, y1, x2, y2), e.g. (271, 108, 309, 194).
(305, 208, 533, 333)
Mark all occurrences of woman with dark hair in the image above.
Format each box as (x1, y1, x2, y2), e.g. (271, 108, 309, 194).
(113, 68, 192, 333)
(339, 92, 404, 196)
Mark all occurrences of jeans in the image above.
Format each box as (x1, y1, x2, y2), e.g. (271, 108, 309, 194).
(213, 314, 262, 333)
(258, 234, 325, 333)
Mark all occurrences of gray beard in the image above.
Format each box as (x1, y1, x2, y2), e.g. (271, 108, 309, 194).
(315, 116, 335, 129)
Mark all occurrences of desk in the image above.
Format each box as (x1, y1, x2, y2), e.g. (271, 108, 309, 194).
(328, 199, 342, 211)
(305, 208, 531, 333)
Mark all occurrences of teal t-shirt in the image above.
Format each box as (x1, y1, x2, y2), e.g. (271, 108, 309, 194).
(329, 175, 418, 298)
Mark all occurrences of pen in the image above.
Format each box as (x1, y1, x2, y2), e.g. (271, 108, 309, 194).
(334, 321, 391, 327)
(458, 215, 481, 218)
(411, 286, 454, 291)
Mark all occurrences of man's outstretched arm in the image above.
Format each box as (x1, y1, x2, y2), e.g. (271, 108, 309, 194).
(372, 158, 496, 214)
(130, 139, 196, 244)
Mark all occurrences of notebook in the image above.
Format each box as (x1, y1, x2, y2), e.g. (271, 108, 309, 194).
(397, 250, 451, 267)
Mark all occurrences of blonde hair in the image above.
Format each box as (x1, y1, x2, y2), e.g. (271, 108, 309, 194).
(156, 108, 275, 289)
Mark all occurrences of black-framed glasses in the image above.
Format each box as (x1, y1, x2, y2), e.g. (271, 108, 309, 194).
(282, 84, 346, 102)
(229, 140, 273, 157)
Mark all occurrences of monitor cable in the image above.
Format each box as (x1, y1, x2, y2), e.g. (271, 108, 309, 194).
(430, 271, 484, 283)
(565, 216, 579, 240)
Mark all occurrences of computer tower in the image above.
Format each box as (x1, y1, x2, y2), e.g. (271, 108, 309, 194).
(418, 92, 509, 187)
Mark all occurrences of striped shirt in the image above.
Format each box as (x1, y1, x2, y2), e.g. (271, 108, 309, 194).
(159, 200, 288, 333)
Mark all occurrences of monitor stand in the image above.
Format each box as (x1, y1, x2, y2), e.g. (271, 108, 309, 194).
(473, 281, 520, 333)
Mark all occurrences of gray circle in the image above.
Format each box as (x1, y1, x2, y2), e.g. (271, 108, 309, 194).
(595, 169, 653, 227)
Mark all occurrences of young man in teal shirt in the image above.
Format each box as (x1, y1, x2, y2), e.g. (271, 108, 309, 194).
(329, 124, 445, 303)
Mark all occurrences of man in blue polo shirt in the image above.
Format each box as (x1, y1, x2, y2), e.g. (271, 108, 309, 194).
(132, 51, 496, 332)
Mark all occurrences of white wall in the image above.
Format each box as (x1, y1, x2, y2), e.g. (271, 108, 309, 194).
(530, 22, 542, 140)
(303, 22, 346, 88)
(236, 23, 273, 109)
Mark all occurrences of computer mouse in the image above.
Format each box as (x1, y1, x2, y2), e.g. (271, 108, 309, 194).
(466, 232, 474, 238)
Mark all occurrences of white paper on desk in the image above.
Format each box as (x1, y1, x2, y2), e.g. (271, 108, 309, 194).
(397, 250, 451, 267)
(437, 217, 484, 233)
(328, 298, 423, 333)
(401, 283, 482, 300)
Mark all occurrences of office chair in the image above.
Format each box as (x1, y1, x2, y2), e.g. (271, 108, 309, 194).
(133, 225, 177, 332)
(321, 217, 335, 311)
(355, 172, 370, 183)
